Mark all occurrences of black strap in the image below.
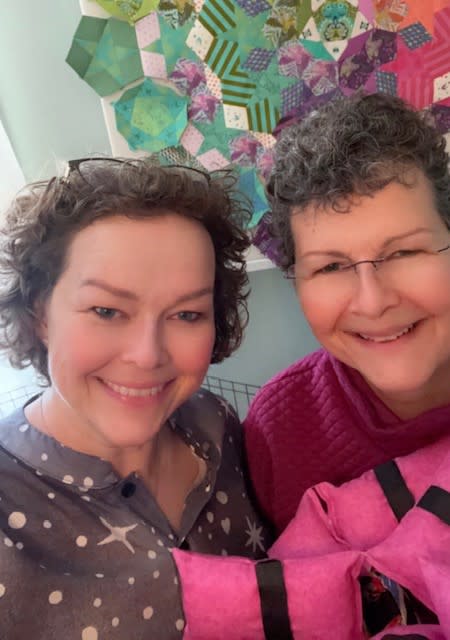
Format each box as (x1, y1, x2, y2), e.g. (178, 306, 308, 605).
(374, 460, 415, 521)
(255, 559, 294, 640)
(418, 485, 450, 526)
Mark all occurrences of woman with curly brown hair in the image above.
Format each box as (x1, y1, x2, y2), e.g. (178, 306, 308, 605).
(0, 159, 272, 639)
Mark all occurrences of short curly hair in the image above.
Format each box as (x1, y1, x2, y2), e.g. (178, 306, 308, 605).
(267, 93, 450, 270)
(0, 159, 251, 383)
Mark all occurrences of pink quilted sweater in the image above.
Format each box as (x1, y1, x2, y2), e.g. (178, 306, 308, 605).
(245, 348, 450, 533)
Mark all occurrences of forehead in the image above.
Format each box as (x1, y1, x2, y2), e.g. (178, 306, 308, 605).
(291, 172, 444, 255)
(62, 213, 215, 292)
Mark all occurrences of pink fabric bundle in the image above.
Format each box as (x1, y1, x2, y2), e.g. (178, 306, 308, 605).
(371, 628, 446, 640)
(173, 436, 450, 639)
(175, 550, 365, 640)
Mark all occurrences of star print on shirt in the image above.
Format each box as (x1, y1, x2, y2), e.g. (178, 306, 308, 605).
(97, 517, 138, 554)
(244, 516, 265, 553)
(217, 396, 235, 419)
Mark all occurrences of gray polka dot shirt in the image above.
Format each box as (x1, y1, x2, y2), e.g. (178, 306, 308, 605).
(0, 389, 272, 639)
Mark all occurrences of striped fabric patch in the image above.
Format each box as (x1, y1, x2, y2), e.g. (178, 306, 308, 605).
(198, 0, 236, 37)
(247, 98, 279, 133)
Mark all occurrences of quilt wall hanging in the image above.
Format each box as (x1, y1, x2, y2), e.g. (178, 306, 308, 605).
(67, 0, 450, 266)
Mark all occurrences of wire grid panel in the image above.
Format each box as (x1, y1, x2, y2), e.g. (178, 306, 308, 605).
(202, 375, 260, 419)
(0, 384, 42, 418)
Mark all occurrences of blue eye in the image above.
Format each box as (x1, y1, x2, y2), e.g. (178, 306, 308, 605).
(93, 307, 118, 320)
(176, 311, 202, 322)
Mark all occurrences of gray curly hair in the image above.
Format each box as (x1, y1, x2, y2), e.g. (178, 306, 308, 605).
(267, 93, 450, 270)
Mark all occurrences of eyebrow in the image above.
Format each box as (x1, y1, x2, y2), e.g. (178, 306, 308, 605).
(80, 279, 214, 304)
(299, 228, 432, 259)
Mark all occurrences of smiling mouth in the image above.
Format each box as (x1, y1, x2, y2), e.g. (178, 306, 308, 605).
(102, 380, 165, 397)
(357, 322, 418, 343)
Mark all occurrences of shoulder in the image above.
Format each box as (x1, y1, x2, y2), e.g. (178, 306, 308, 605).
(246, 349, 337, 422)
(253, 349, 332, 397)
(0, 405, 32, 457)
(176, 388, 238, 424)
(173, 388, 241, 450)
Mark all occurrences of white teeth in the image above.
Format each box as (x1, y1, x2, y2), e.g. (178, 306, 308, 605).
(359, 324, 415, 343)
(105, 381, 164, 397)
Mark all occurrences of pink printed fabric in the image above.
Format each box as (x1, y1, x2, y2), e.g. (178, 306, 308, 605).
(174, 550, 364, 640)
(244, 348, 450, 533)
(173, 436, 450, 639)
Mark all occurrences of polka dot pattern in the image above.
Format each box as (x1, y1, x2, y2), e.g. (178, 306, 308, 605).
(0, 388, 270, 637)
(49, 591, 63, 605)
(143, 606, 153, 619)
(8, 512, 26, 529)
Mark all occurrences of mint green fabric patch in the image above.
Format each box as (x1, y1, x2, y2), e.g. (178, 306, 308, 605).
(235, 166, 270, 229)
(113, 78, 189, 152)
(142, 13, 197, 75)
(66, 16, 143, 96)
(195, 105, 241, 158)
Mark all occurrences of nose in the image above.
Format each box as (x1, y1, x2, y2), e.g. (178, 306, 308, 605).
(121, 319, 169, 370)
(347, 262, 400, 318)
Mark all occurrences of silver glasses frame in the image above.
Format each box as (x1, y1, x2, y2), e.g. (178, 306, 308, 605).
(284, 245, 450, 280)
(65, 157, 211, 184)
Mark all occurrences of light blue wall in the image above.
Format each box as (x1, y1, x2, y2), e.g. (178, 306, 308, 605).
(0, 0, 110, 180)
(0, 0, 319, 388)
(210, 268, 319, 386)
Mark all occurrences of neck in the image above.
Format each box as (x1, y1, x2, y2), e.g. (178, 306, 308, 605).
(107, 426, 169, 482)
(368, 379, 450, 421)
(25, 389, 167, 480)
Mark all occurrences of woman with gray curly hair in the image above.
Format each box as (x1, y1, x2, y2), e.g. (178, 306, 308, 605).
(245, 92, 450, 533)
(169, 94, 450, 639)
(0, 159, 272, 639)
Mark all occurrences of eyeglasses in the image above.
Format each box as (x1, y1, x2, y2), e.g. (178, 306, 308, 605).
(65, 157, 211, 185)
(285, 244, 450, 285)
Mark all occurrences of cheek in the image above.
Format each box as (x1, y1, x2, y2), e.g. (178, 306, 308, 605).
(173, 328, 216, 374)
(47, 323, 117, 380)
(298, 284, 343, 336)
(418, 279, 450, 315)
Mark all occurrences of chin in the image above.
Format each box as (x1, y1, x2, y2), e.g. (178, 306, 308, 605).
(365, 371, 435, 401)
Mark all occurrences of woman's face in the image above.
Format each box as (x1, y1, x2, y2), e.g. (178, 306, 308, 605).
(292, 171, 450, 408)
(38, 213, 216, 454)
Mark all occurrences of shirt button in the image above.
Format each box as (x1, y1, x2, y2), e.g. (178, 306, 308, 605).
(121, 482, 136, 498)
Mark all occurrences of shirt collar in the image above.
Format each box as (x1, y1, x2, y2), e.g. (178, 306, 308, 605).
(0, 391, 224, 491)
